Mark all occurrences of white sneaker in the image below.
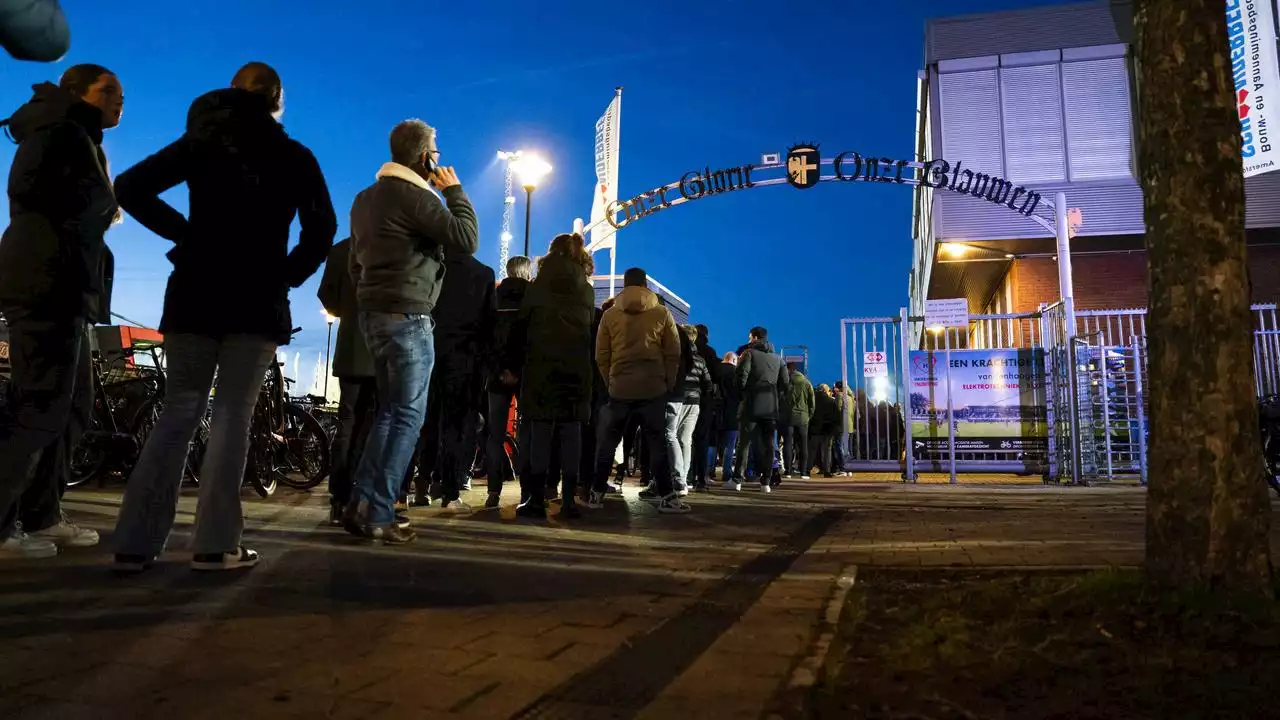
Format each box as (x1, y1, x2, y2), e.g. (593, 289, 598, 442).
(722, 479, 742, 492)
(31, 512, 99, 548)
(442, 499, 473, 514)
(800, 475, 811, 480)
(677, 486, 690, 497)
(1, 527, 57, 559)
(658, 493, 692, 514)
(760, 483, 772, 494)
(191, 546, 260, 571)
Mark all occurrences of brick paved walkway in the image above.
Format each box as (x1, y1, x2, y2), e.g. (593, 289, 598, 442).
(1, 478, 1274, 719)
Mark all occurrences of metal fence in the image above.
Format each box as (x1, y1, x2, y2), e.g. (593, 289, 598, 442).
(838, 303, 1280, 485)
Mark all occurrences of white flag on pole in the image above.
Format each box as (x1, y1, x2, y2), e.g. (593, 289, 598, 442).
(589, 90, 621, 251)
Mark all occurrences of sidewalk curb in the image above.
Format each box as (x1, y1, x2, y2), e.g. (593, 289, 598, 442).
(765, 564, 858, 720)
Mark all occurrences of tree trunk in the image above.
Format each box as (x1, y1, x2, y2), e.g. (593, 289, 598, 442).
(1134, 0, 1272, 592)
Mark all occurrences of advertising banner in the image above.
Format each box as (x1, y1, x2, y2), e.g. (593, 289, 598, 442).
(1226, 0, 1280, 177)
(908, 348, 1048, 452)
(589, 91, 621, 250)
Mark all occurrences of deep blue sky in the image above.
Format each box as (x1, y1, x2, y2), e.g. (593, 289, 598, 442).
(1, 0, 1042, 386)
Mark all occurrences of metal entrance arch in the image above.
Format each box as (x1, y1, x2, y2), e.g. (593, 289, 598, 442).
(575, 152, 1080, 314)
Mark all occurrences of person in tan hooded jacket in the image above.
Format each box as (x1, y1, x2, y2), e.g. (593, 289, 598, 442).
(589, 268, 689, 513)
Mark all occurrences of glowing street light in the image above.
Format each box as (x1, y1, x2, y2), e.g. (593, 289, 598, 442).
(511, 154, 552, 257)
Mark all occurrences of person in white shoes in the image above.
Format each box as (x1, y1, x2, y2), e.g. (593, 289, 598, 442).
(0, 64, 125, 559)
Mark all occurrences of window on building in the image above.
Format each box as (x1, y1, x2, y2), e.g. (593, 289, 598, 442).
(1000, 64, 1067, 183)
(939, 69, 1005, 176)
(1062, 57, 1135, 181)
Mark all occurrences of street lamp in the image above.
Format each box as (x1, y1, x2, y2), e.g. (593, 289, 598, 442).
(322, 310, 336, 400)
(510, 154, 551, 257)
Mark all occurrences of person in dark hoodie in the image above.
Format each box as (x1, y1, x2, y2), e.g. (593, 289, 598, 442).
(736, 326, 789, 493)
(318, 238, 377, 527)
(483, 255, 531, 508)
(406, 245, 495, 511)
(671, 325, 713, 496)
(111, 63, 337, 572)
(688, 324, 719, 490)
(343, 118, 479, 544)
(0, 64, 122, 559)
(0, 0, 69, 62)
(500, 234, 595, 519)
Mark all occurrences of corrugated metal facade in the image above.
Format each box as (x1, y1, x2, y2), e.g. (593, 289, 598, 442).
(921, 0, 1280, 244)
(912, 0, 1280, 316)
(591, 277, 691, 326)
(926, 1, 1132, 63)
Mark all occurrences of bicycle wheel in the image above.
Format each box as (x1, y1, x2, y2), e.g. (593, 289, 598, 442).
(69, 414, 107, 488)
(278, 403, 330, 490)
(184, 417, 209, 487)
(244, 436, 277, 498)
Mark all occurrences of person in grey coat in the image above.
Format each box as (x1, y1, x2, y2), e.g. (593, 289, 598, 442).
(0, 0, 69, 62)
(318, 238, 377, 526)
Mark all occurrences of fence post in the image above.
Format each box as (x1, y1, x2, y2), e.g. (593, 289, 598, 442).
(1133, 340, 1148, 486)
(839, 319, 849, 473)
(900, 307, 915, 482)
(945, 328, 957, 484)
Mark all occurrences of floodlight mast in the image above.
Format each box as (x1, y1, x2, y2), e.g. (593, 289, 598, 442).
(496, 150, 521, 279)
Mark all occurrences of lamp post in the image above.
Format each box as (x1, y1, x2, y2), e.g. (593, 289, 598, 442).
(510, 154, 551, 258)
(323, 310, 336, 400)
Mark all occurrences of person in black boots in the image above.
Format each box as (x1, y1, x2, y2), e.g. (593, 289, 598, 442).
(318, 237, 378, 527)
(736, 327, 789, 494)
(501, 234, 594, 519)
(483, 256, 531, 509)
(112, 62, 337, 571)
(408, 244, 495, 511)
(0, 64, 122, 560)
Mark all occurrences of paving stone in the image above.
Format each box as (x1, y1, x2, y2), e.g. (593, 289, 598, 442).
(19, 482, 1268, 720)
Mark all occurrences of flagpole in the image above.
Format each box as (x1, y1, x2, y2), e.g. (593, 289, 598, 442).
(610, 86, 622, 300)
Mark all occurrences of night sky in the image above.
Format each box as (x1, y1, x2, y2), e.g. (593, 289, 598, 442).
(0, 0, 1045, 385)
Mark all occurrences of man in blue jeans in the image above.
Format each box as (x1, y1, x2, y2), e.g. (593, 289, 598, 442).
(344, 119, 479, 544)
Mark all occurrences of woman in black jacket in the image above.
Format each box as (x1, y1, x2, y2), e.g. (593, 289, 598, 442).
(500, 234, 595, 519)
(0, 64, 122, 559)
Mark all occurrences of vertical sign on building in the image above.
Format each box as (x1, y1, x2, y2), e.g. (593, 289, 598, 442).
(1226, 0, 1280, 177)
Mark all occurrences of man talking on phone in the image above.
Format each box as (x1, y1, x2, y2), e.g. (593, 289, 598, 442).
(343, 119, 479, 544)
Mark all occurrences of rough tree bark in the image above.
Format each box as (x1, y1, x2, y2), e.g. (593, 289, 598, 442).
(1134, 0, 1272, 592)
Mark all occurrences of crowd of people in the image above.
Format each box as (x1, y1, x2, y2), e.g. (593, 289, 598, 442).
(0, 60, 867, 569)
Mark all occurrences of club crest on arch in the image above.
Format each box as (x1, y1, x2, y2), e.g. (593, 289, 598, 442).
(786, 143, 821, 189)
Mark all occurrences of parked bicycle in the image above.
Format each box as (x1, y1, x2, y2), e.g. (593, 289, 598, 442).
(69, 343, 167, 488)
(241, 331, 331, 497)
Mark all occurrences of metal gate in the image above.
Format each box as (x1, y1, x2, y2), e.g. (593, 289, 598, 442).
(840, 309, 1053, 481)
(838, 313, 908, 474)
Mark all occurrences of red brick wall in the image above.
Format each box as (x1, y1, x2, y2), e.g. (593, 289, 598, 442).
(1008, 247, 1280, 311)
(1249, 245, 1280, 304)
